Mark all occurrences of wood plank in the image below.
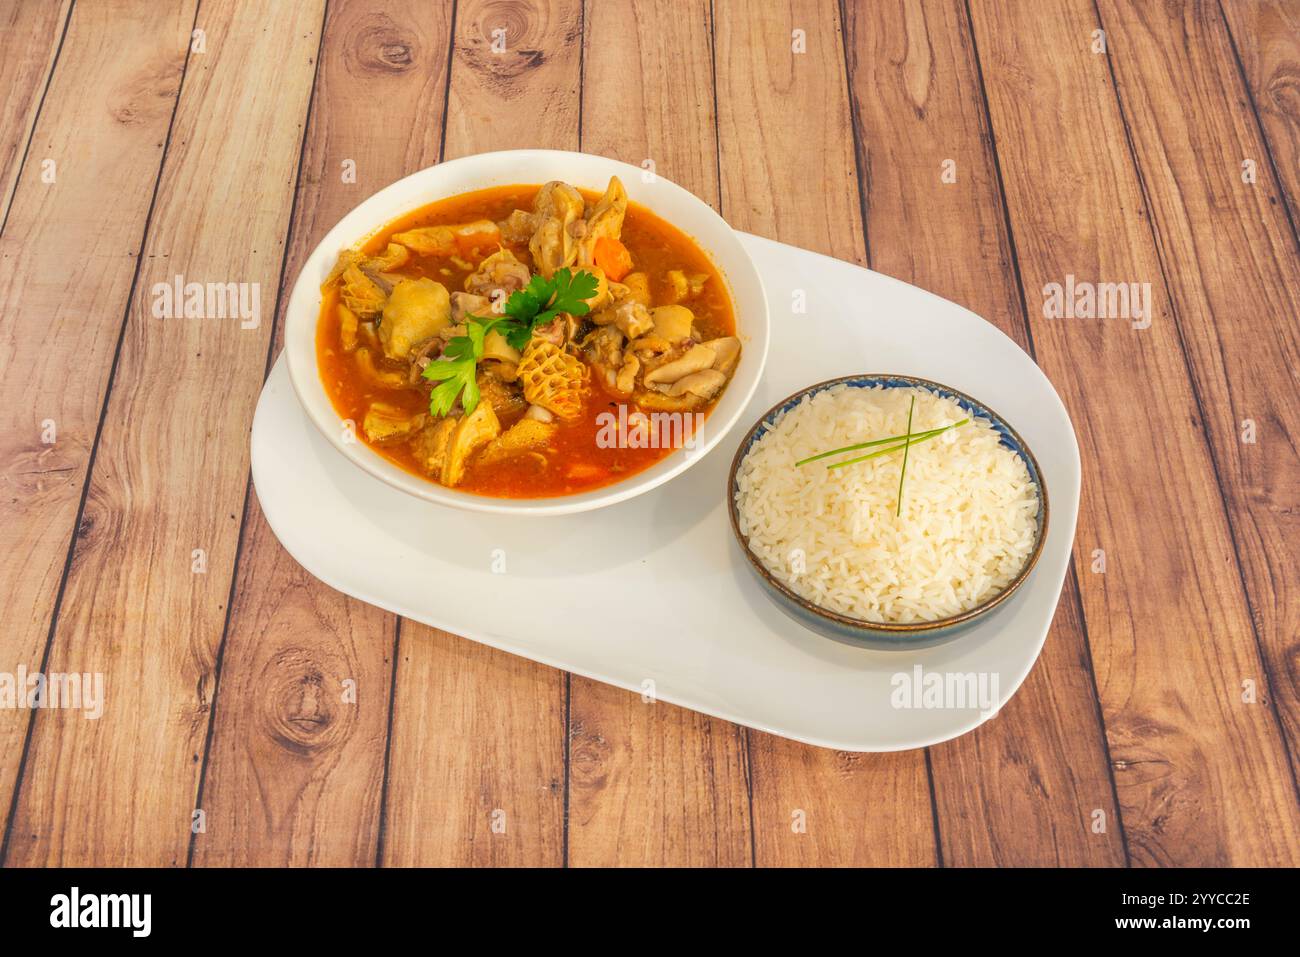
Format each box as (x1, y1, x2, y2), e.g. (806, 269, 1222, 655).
(564, 0, 751, 869)
(1097, 0, 1300, 789)
(383, 629, 566, 866)
(441, 0, 582, 150)
(191, 0, 454, 866)
(4, 0, 325, 866)
(580, 0, 720, 207)
(0, 0, 70, 229)
(841, 0, 1124, 866)
(378, 0, 579, 867)
(713, 0, 935, 866)
(967, 0, 1300, 866)
(1220, 0, 1300, 234)
(0, 0, 196, 858)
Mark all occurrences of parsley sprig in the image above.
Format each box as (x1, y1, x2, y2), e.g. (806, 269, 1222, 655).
(420, 267, 599, 416)
(422, 315, 496, 417)
(498, 267, 598, 350)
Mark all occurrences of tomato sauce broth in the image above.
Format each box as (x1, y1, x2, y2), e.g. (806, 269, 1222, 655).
(316, 184, 737, 498)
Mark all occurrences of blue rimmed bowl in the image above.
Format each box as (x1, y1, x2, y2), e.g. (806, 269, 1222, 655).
(726, 374, 1049, 650)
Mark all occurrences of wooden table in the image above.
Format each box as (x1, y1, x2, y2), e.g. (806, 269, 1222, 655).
(0, 0, 1296, 868)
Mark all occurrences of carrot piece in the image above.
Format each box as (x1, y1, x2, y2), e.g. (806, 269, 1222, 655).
(593, 236, 633, 281)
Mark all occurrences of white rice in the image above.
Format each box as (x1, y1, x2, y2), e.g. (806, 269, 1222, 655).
(734, 385, 1039, 623)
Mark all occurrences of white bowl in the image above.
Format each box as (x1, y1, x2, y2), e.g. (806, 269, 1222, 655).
(283, 149, 771, 516)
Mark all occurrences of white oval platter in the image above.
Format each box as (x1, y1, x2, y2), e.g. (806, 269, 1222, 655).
(251, 232, 1081, 751)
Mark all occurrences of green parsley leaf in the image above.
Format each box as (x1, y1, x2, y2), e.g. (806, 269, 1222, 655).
(501, 320, 533, 353)
(504, 274, 551, 323)
(541, 267, 600, 320)
(498, 268, 599, 351)
(421, 315, 500, 417)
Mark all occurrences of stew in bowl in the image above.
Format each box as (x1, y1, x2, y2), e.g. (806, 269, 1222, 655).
(283, 150, 769, 516)
(317, 177, 741, 498)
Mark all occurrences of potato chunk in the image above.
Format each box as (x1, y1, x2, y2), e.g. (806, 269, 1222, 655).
(379, 278, 451, 360)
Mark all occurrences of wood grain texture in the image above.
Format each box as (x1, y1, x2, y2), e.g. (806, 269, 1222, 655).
(968, 0, 1300, 866)
(378, 0, 579, 868)
(714, 0, 935, 866)
(190, 2, 455, 867)
(383, 629, 566, 866)
(0, 0, 194, 857)
(1, 0, 1298, 869)
(442, 0, 582, 151)
(5, 0, 325, 866)
(0, 0, 70, 228)
(1220, 0, 1300, 234)
(1098, 0, 1300, 786)
(581, 0, 720, 205)
(565, 0, 751, 868)
(841, 0, 1124, 866)
(715, 0, 866, 267)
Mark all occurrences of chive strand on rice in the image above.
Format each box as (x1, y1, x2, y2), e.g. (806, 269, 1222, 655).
(794, 419, 967, 467)
(820, 418, 969, 471)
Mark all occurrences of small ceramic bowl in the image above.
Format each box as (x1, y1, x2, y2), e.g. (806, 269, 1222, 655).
(727, 374, 1049, 649)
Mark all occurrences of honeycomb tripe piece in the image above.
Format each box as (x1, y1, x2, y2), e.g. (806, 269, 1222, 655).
(516, 338, 587, 419)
